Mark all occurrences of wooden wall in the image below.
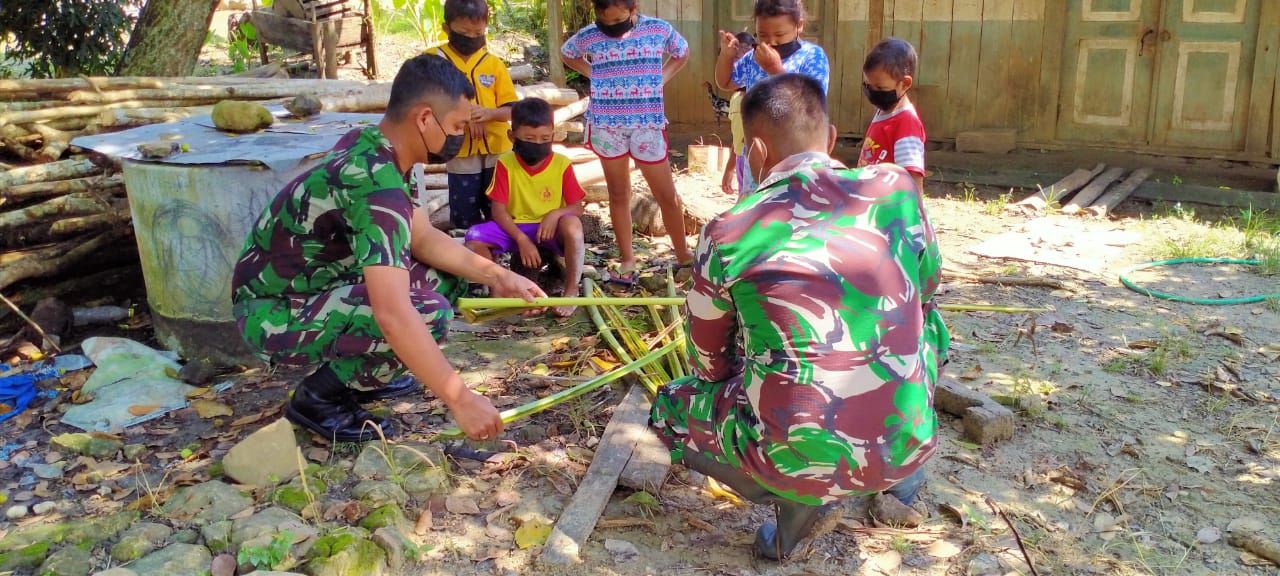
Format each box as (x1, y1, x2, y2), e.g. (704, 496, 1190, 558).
(642, 0, 1280, 162)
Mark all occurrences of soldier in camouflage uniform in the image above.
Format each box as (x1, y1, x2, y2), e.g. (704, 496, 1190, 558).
(233, 55, 545, 443)
(650, 74, 949, 560)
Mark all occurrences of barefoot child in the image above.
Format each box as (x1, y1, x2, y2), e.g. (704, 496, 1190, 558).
(464, 98, 587, 318)
(720, 31, 755, 197)
(434, 0, 519, 229)
(561, 0, 693, 280)
(858, 37, 927, 194)
(650, 74, 949, 560)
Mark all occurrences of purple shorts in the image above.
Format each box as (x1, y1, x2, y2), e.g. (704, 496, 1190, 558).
(464, 221, 563, 256)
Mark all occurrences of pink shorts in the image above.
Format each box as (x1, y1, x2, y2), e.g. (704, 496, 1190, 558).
(586, 125, 669, 164)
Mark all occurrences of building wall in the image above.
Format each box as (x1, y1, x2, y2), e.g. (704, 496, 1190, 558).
(640, 0, 1280, 162)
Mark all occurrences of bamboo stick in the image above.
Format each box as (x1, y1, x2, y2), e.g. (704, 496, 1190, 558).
(433, 337, 684, 439)
(665, 268, 690, 373)
(459, 297, 1048, 315)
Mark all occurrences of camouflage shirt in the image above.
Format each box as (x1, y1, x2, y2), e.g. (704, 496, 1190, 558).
(687, 153, 949, 500)
(232, 126, 415, 302)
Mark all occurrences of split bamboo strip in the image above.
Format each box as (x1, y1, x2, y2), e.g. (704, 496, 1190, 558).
(665, 268, 691, 373)
(458, 297, 1048, 315)
(433, 337, 684, 439)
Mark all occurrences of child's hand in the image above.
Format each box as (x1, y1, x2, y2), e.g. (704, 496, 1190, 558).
(754, 42, 784, 74)
(720, 174, 736, 196)
(718, 30, 739, 54)
(537, 211, 561, 243)
(516, 236, 542, 269)
(470, 107, 493, 123)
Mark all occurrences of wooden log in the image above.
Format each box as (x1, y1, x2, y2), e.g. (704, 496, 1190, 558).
(2, 174, 123, 204)
(318, 84, 391, 113)
(515, 86, 579, 106)
(1011, 163, 1105, 212)
(542, 384, 650, 565)
(0, 137, 40, 162)
(63, 84, 367, 104)
(0, 228, 130, 292)
(26, 123, 71, 162)
(1087, 168, 1152, 217)
(95, 106, 217, 128)
(0, 264, 140, 322)
(0, 77, 167, 96)
(1229, 532, 1280, 566)
(0, 100, 231, 126)
(1062, 166, 1127, 214)
(50, 208, 131, 236)
(0, 158, 102, 188)
(0, 124, 30, 139)
(557, 121, 584, 134)
(0, 193, 110, 232)
(554, 98, 589, 125)
(944, 270, 1068, 289)
(509, 63, 537, 82)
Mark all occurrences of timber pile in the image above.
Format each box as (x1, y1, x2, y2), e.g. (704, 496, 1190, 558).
(1010, 164, 1152, 218)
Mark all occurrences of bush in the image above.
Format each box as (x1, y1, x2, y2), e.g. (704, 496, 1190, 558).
(0, 0, 136, 78)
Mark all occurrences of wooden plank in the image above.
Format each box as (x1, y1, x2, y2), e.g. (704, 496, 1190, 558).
(834, 0, 872, 132)
(1061, 166, 1126, 214)
(1010, 0, 1045, 138)
(1034, 0, 1067, 144)
(1012, 162, 1105, 210)
(1245, 1, 1279, 156)
(975, 0, 1016, 129)
(1131, 182, 1280, 211)
(1088, 167, 1152, 216)
(548, 0, 565, 85)
(617, 386, 672, 492)
(541, 385, 651, 565)
(917, 0, 953, 137)
(892, 0, 924, 51)
(945, 0, 984, 136)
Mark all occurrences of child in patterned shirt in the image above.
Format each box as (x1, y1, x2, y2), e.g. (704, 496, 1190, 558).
(561, 0, 692, 280)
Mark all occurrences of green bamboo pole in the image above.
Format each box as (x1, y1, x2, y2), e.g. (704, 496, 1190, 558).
(665, 268, 691, 372)
(582, 278, 661, 394)
(433, 337, 684, 440)
(459, 297, 1047, 315)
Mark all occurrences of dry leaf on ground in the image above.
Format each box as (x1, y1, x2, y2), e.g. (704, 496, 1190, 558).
(445, 494, 480, 515)
(192, 400, 233, 419)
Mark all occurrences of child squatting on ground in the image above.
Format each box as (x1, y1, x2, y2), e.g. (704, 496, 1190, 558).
(561, 0, 693, 280)
(648, 73, 951, 560)
(463, 98, 587, 318)
(715, 0, 830, 198)
(859, 37, 928, 195)
(434, 0, 519, 230)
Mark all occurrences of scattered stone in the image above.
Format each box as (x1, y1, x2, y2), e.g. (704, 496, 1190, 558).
(111, 522, 174, 562)
(162, 480, 254, 525)
(967, 552, 1001, 576)
(211, 553, 237, 576)
(231, 507, 318, 562)
(129, 543, 212, 576)
(91, 569, 138, 576)
(137, 141, 180, 158)
(352, 443, 446, 481)
(51, 433, 123, 458)
(38, 545, 93, 576)
(306, 527, 387, 576)
(177, 358, 219, 386)
(0, 541, 49, 571)
(637, 272, 666, 293)
(284, 94, 323, 118)
(122, 444, 146, 461)
(201, 521, 234, 553)
(360, 504, 411, 533)
(515, 424, 548, 444)
(243, 572, 308, 576)
(604, 539, 639, 564)
(12, 491, 33, 502)
(6, 505, 29, 520)
(63, 511, 137, 548)
(211, 100, 274, 133)
(581, 265, 600, 281)
(30, 462, 66, 479)
(172, 529, 199, 544)
(222, 418, 301, 488)
(352, 481, 409, 508)
(372, 526, 414, 572)
(401, 467, 450, 500)
(270, 475, 327, 514)
(32, 501, 56, 515)
(934, 377, 1015, 444)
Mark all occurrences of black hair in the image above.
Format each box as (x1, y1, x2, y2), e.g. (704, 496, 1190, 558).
(735, 31, 756, 46)
(510, 98, 554, 131)
(864, 37, 917, 80)
(592, 0, 637, 12)
(741, 73, 826, 146)
(386, 54, 476, 122)
(752, 0, 805, 23)
(444, 0, 489, 23)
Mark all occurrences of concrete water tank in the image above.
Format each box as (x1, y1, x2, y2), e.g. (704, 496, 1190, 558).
(74, 109, 384, 365)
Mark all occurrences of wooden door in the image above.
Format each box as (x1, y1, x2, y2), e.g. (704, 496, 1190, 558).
(1150, 0, 1259, 151)
(1056, 0, 1161, 144)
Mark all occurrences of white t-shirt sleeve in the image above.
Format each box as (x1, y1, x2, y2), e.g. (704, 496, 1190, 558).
(893, 136, 926, 174)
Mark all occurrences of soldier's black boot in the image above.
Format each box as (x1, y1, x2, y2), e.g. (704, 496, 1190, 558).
(351, 374, 422, 403)
(754, 500, 842, 561)
(285, 365, 396, 443)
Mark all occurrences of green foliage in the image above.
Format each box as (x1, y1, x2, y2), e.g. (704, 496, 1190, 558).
(0, 0, 133, 78)
(390, 0, 445, 47)
(227, 19, 260, 74)
(237, 530, 294, 571)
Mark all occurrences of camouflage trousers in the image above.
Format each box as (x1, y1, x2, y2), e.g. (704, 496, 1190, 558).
(235, 260, 465, 390)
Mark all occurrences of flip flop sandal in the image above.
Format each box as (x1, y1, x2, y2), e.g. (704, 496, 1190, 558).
(605, 270, 640, 286)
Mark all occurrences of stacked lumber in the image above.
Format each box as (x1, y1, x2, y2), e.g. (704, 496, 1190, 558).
(1011, 164, 1152, 217)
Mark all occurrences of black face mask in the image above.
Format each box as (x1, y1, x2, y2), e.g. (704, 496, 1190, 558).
(422, 112, 465, 163)
(597, 15, 634, 38)
(863, 82, 902, 112)
(513, 139, 552, 166)
(448, 30, 485, 56)
(772, 39, 801, 59)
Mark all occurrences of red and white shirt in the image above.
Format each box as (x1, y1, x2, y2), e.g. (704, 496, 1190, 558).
(858, 101, 926, 176)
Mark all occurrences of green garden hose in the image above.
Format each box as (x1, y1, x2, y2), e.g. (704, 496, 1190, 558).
(1119, 257, 1279, 305)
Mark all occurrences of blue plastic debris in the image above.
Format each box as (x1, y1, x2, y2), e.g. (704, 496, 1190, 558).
(0, 354, 93, 425)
